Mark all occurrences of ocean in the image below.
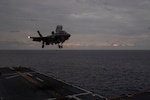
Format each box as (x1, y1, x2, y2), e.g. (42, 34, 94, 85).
(0, 50, 150, 97)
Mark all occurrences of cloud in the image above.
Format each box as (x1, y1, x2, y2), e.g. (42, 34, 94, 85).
(0, 0, 150, 49)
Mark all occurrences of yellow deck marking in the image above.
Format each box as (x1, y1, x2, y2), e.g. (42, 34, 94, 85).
(9, 67, 69, 100)
(17, 71, 40, 85)
(9, 67, 15, 71)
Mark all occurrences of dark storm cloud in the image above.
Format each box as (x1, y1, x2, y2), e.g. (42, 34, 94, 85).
(0, 0, 150, 49)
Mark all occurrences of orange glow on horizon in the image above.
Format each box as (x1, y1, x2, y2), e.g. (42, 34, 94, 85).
(64, 42, 134, 47)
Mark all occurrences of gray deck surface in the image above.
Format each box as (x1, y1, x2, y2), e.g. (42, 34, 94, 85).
(0, 67, 106, 100)
(0, 67, 150, 100)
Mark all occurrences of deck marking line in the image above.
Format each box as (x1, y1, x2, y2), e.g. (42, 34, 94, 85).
(6, 75, 19, 79)
(16, 71, 40, 86)
(26, 73, 33, 76)
(9, 67, 15, 71)
(36, 77, 44, 82)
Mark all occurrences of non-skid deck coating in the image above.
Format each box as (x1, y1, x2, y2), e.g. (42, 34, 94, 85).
(0, 67, 150, 100)
(0, 67, 106, 100)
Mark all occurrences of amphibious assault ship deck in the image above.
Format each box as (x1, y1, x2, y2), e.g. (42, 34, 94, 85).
(0, 67, 106, 100)
(0, 67, 150, 100)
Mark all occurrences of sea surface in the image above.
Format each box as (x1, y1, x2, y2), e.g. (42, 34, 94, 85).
(0, 50, 150, 97)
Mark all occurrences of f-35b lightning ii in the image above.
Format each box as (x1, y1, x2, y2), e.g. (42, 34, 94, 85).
(28, 25, 71, 48)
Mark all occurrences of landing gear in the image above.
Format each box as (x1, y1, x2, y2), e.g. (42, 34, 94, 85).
(42, 41, 45, 48)
(58, 44, 63, 48)
(42, 44, 44, 48)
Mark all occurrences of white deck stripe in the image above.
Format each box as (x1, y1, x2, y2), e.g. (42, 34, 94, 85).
(26, 73, 33, 76)
(6, 75, 19, 79)
(36, 77, 44, 82)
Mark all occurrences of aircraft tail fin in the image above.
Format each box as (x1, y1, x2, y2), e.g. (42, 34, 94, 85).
(56, 25, 63, 33)
(37, 30, 43, 37)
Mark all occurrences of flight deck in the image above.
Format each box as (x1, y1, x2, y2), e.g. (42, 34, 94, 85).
(0, 67, 150, 100)
(0, 67, 106, 100)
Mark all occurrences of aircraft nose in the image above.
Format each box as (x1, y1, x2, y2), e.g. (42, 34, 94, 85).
(68, 34, 71, 37)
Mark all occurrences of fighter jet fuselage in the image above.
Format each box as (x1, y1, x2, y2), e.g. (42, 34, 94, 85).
(28, 25, 71, 48)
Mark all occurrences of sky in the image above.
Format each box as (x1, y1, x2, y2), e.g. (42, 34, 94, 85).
(0, 0, 150, 50)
